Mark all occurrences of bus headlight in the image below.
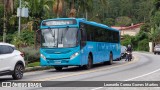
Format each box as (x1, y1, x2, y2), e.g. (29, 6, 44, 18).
(70, 52, 79, 59)
(41, 54, 46, 60)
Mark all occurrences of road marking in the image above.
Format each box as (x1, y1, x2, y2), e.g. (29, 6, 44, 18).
(91, 87, 103, 90)
(91, 56, 160, 90)
(125, 67, 160, 81)
(33, 56, 138, 81)
(91, 56, 139, 90)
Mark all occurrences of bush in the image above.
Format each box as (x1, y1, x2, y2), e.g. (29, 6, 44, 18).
(11, 30, 34, 48)
(0, 36, 2, 41)
(121, 35, 132, 46)
(138, 39, 149, 51)
(19, 46, 40, 63)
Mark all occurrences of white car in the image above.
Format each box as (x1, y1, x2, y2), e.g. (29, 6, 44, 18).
(154, 44, 160, 55)
(0, 42, 25, 80)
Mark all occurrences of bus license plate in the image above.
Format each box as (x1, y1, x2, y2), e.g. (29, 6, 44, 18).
(54, 60, 61, 64)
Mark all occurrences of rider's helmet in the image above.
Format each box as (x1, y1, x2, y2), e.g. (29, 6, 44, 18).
(128, 44, 131, 48)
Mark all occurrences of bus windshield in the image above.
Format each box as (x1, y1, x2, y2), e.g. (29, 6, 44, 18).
(41, 28, 78, 48)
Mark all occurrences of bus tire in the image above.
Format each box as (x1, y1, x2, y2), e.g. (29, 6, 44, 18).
(55, 67, 63, 71)
(83, 55, 93, 69)
(108, 53, 113, 65)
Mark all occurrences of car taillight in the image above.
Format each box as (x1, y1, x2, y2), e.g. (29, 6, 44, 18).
(20, 52, 25, 57)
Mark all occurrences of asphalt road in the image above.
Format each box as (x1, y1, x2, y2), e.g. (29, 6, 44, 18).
(1, 52, 160, 90)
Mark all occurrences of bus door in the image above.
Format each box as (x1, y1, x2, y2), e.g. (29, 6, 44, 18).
(80, 23, 87, 65)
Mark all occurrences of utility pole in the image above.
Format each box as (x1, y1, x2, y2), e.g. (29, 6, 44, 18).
(18, 0, 21, 35)
(3, 0, 6, 42)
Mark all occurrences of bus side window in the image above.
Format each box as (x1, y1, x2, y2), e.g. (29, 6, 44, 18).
(81, 28, 87, 47)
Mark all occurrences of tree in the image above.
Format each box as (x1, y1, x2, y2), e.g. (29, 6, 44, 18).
(2, 0, 14, 42)
(76, 0, 92, 19)
(115, 16, 132, 26)
(103, 18, 115, 26)
(24, 0, 54, 30)
(53, 0, 63, 17)
(154, 0, 160, 10)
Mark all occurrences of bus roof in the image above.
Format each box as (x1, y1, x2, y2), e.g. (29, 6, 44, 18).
(41, 18, 119, 32)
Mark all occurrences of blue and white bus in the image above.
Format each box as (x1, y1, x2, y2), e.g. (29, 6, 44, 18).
(39, 18, 121, 71)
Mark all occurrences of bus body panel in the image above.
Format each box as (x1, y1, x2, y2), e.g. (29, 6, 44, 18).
(40, 46, 82, 66)
(39, 18, 121, 67)
(81, 42, 121, 65)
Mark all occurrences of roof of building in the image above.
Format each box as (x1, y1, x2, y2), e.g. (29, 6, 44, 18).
(111, 23, 143, 30)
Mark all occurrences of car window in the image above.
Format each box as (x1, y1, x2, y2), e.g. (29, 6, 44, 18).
(0, 45, 14, 54)
(155, 44, 160, 48)
(9, 46, 14, 53)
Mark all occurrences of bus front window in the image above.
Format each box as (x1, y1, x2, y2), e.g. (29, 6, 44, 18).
(41, 28, 78, 48)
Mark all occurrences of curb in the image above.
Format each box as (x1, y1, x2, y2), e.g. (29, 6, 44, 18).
(25, 66, 53, 72)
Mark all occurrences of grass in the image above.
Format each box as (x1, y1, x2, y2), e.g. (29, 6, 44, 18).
(25, 61, 53, 72)
(27, 62, 40, 67)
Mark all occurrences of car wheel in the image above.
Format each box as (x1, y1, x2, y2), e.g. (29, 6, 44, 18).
(12, 64, 24, 80)
(55, 67, 63, 71)
(154, 52, 156, 55)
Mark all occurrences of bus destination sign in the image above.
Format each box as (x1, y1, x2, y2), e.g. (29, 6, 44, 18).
(42, 20, 76, 26)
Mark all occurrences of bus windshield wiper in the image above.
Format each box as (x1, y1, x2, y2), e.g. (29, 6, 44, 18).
(60, 26, 69, 44)
(48, 27, 56, 47)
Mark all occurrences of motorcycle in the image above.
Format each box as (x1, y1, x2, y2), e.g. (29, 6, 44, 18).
(125, 51, 132, 61)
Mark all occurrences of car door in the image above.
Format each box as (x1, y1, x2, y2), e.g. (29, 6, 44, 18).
(0, 45, 15, 72)
(0, 45, 4, 71)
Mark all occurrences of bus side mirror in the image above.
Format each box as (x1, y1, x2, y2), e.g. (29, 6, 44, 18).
(35, 29, 41, 49)
(36, 29, 41, 42)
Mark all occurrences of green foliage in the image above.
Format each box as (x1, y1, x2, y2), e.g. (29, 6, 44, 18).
(115, 16, 132, 26)
(136, 32, 148, 41)
(121, 29, 150, 51)
(11, 35, 23, 48)
(0, 0, 159, 52)
(154, 0, 160, 10)
(138, 39, 149, 51)
(140, 23, 151, 33)
(6, 33, 14, 43)
(0, 36, 2, 42)
(20, 46, 40, 63)
(27, 62, 40, 67)
(103, 18, 115, 26)
(11, 30, 34, 47)
(121, 35, 132, 46)
(20, 30, 35, 46)
(151, 11, 160, 26)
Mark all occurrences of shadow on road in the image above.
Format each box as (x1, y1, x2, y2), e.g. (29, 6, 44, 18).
(0, 77, 13, 82)
(48, 62, 116, 72)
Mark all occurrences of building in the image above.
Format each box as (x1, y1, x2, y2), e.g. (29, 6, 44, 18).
(111, 23, 143, 36)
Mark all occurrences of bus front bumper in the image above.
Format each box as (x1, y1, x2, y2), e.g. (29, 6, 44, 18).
(40, 55, 81, 66)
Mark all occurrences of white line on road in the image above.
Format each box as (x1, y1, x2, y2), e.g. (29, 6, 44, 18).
(91, 61, 160, 90)
(124, 68, 160, 81)
(91, 87, 103, 90)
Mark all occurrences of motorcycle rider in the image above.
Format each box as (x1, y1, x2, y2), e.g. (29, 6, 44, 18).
(125, 44, 132, 61)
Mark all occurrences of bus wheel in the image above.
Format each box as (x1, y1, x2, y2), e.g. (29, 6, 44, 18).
(84, 55, 93, 69)
(55, 67, 63, 71)
(108, 53, 113, 65)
